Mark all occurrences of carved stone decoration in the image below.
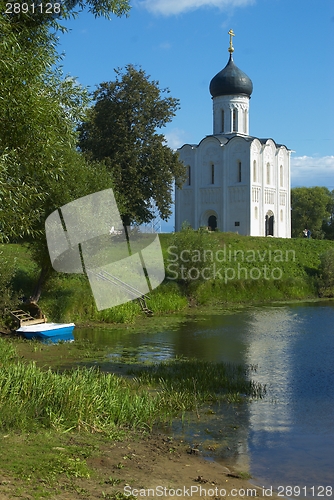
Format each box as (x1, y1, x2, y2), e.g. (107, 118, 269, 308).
(229, 186, 246, 203)
(200, 188, 220, 204)
(252, 186, 261, 203)
(264, 188, 275, 204)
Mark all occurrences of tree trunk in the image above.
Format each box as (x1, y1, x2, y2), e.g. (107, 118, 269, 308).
(29, 266, 49, 303)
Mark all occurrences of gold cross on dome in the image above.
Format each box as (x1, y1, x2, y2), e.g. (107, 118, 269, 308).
(228, 29, 235, 53)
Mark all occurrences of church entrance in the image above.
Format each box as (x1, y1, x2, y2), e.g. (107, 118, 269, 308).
(265, 211, 274, 236)
(208, 215, 217, 231)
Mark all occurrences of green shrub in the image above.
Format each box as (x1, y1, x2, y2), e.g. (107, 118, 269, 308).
(0, 249, 20, 322)
(164, 227, 221, 284)
(318, 247, 334, 297)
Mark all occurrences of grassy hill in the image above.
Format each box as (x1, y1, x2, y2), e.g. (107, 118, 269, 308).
(1, 231, 334, 325)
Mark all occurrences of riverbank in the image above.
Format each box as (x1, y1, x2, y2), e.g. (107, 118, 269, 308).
(1, 232, 334, 328)
(0, 428, 282, 500)
(0, 332, 280, 500)
(1, 236, 333, 499)
(0, 334, 269, 499)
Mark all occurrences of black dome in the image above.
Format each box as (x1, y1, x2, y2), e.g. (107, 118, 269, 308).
(209, 54, 253, 98)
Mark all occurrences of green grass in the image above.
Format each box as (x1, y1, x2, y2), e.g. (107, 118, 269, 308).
(0, 429, 112, 498)
(161, 231, 334, 305)
(1, 232, 334, 326)
(0, 335, 264, 498)
(0, 356, 158, 433)
(133, 357, 265, 411)
(0, 338, 264, 433)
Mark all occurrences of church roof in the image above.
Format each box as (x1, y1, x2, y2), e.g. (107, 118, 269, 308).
(209, 53, 253, 98)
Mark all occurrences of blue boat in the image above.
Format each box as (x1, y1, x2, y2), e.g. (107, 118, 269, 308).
(17, 322, 75, 343)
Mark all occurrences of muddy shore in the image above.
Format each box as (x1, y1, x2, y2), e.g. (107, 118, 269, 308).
(0, 430, 282, 500)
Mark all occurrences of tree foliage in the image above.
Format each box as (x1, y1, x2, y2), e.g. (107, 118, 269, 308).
(0, 0, 128, 242)
(291, 187, 332, 239)
(0, 0, 128, 300)
(318, 248, 334, 297)
(0, 14, 85, 240)
(322, 190, 334, 240)
(78, 65, 187, 225)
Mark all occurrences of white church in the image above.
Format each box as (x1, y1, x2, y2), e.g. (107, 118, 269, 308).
(175, 30, 291, 238)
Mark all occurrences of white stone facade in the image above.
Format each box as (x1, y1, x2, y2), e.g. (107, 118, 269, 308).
(175, 59, 291, 238)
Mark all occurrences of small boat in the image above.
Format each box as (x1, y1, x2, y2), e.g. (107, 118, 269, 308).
(16, 322, 75, 343)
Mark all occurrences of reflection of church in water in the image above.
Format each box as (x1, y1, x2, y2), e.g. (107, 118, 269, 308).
(175, 30, 291, 238)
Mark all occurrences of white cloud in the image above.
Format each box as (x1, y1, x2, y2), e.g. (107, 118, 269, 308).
(137, 0, 255, 16)
(291, 155, 334, 189)
(164, 128, 189, 149)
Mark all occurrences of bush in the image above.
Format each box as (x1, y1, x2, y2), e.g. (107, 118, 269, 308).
(164, 226, 220, 285)
(317, 247, 334, 297)
(0, 250, 19, 323)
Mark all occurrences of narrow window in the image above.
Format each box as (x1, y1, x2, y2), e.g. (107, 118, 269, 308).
(233, 109, 238, 132)
(235, 221, 240, 227)
(188, 165, 191, 186)
(244, 109, 247, 133)
(238, 161, 242, 183)
(211, 164, 215, 184)
(266, 163, 270, 184)
(255, 206, 258, 219)
(280, 165, 283, 187)
(280, 209, 283, 222)
(221, 110, 225, 133)
(253, 160, 257, 182)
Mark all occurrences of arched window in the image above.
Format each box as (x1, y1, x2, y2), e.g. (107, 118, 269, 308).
(211, 164, 215, 185)
(233, 109, 238, 132)
(253, 160, 257, 182)
(238, 161, 242, 183)
(280, 165, 283, 187)
(187, 165, 191, 186)
(221, 110, 225, 133)
(280, 209, 283, 222)
(266, 163, 270, 185)
(244, 109, 247, 133)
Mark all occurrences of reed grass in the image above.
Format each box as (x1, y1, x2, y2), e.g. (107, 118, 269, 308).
(0, 361, 160, 432)
(148, 281, 188, 313)
(0, 338, 265, 433)
(133, 358, 266, 411)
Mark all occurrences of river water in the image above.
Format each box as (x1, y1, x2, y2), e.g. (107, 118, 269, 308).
(76, 302, 334, 496)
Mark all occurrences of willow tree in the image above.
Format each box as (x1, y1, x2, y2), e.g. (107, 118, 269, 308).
(0, 0, 130, 304)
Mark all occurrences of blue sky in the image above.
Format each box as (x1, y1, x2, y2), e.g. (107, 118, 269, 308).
(58, 0, 334, 231)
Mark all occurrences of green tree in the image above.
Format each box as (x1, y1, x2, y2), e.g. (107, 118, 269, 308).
(0, 4, 125, 303)
(291, 187, 332, 239)
(0, 0, 130, 242)
(322, 190, 334, 240)
(78, 65, 186, 226)
(0, 14, 88, 241)
(318, 248, 334, 297)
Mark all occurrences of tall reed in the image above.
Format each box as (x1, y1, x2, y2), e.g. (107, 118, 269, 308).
(0, 339, 265, 433)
